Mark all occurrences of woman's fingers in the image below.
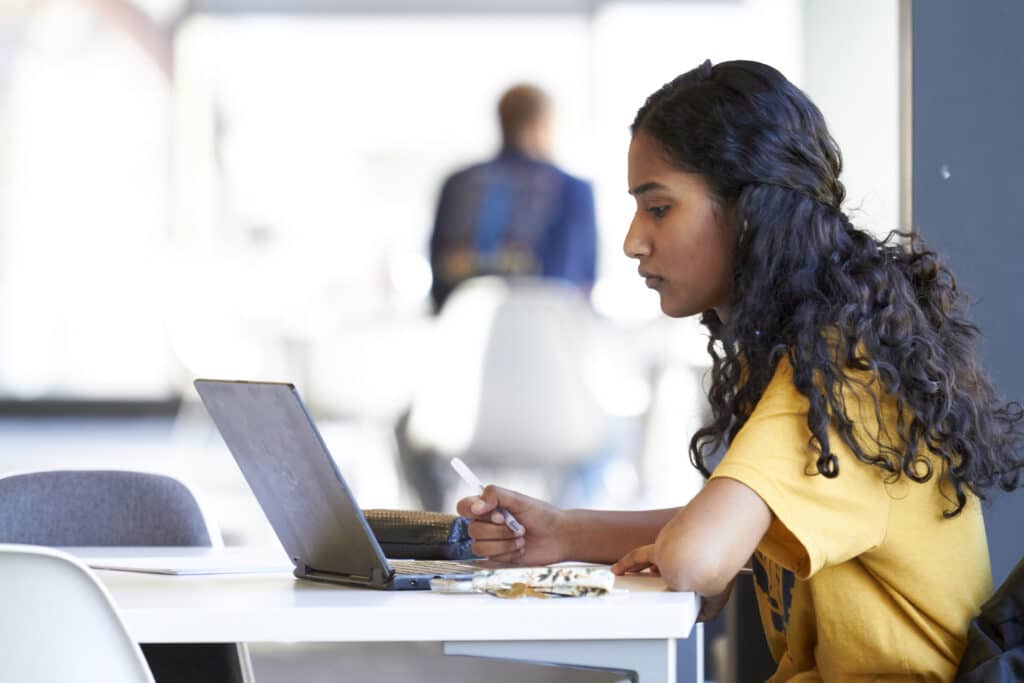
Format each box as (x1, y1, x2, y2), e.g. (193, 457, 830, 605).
(487, 546, 528, 564)
(459, 486, 556, 562)
(467, 519, 518, 541)
(456, 494, 496, 518)
(611, 544, 659, 575)
(479, 485, 523, 512)
(471, 535, 525, 560)
(698, 587, 732, 622)
(613, 559, 656, 575)
(467, 518, 522, 560)
(458, 485, 524, 519)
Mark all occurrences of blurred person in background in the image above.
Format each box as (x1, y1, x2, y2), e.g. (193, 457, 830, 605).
(428, 84, 597, 312)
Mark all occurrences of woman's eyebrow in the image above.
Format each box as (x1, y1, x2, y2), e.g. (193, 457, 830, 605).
(629, 181, 669, 196)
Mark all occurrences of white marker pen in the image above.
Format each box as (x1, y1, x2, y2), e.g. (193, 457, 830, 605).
(450, 457, 525, 535)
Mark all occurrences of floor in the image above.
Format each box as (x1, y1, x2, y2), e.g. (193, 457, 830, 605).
(249, 643, 626, 682)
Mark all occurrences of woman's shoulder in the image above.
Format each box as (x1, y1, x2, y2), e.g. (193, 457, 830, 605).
(758, 340, 888, 408)
(748, 354, 804, 414)
(745, 349, 894, 438)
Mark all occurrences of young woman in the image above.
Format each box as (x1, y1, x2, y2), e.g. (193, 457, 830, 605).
(455, 60, 1023, 680)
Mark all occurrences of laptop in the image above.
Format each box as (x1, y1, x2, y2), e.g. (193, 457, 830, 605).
(193, 378, 483, 590)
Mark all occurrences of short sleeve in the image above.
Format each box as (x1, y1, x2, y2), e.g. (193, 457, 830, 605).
(709, 359, 891, 580)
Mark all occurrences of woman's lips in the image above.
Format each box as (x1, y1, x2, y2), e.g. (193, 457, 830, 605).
(640, 271, 663, 289)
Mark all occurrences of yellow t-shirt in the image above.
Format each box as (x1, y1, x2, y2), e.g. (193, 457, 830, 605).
(710, 357, 992, 682)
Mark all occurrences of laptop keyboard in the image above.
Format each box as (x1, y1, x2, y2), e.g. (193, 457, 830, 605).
(389, 559, 481, 575)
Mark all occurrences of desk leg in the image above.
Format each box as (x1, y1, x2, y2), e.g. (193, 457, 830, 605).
(444, 626, 703, 683)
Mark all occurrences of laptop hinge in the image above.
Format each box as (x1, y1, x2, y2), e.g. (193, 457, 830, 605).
(295, 559, 366, 580)
(294, 559, 393, 584)
(371, 567, 394, 584)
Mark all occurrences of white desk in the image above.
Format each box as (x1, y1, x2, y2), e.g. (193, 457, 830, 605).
(85, 551, 702, 682)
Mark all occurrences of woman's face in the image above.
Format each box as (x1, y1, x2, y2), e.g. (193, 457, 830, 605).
(624, 130, 734, 319)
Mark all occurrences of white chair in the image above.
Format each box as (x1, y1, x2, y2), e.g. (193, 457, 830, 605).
(0, 544, 155, 683)
(401, 276, 646, 509)
(0, 469, 253, 683)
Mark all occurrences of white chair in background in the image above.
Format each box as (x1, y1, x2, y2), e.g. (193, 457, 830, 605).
(0, 544, 155, 683)
(401, 276, 649, 510)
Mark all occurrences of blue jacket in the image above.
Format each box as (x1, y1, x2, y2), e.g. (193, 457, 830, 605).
(429, 148, 597, 311)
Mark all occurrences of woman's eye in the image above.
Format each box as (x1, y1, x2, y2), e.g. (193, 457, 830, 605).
(647, 206, 669, 218)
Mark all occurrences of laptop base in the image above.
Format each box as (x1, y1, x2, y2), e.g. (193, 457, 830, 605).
(295, 563, 433, 591)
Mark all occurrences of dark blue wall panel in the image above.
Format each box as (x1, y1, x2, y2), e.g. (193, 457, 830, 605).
(913, 0, 1024, 585)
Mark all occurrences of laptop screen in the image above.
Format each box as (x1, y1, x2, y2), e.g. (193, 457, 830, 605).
(194, 379, 390, 580)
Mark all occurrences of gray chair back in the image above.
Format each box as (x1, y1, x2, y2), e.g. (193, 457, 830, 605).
(0, 470, 211, 547)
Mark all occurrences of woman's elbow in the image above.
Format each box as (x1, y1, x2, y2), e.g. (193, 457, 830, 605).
(655, 542, 735, 596)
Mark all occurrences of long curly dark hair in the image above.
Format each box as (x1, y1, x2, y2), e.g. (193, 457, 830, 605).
(633, 59, 1023, 516)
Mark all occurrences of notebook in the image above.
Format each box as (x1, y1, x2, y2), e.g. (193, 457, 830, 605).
(76, 546, 292, 575)
(193, 379, 483, 590)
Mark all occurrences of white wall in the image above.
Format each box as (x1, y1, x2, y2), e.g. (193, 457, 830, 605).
(802, 0, 901, 239)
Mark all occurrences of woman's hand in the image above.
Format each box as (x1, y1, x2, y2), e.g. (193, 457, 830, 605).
(456, 485, 570, 565)
(610, 544, 660, 576)
(613, 544, 734, 621)
(697, 580, 734, 622)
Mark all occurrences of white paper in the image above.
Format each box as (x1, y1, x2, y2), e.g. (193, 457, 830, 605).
(69, 547, 292, 576)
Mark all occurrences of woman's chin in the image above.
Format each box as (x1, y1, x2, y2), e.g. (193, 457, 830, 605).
(659, 298, 694, 319)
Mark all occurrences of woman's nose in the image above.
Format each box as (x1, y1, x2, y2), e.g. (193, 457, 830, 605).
(623, 218, 650, 259)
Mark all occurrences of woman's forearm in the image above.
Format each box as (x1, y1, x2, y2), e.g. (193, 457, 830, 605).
(562, 507, 682, 563)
